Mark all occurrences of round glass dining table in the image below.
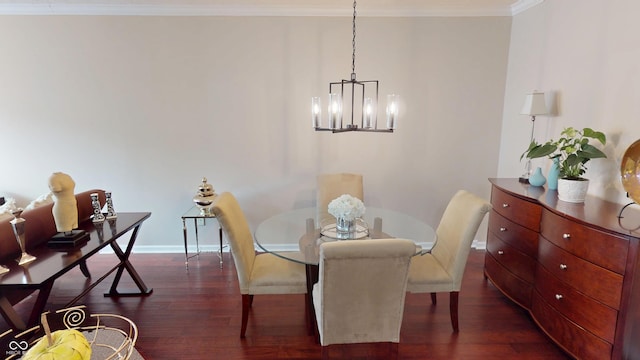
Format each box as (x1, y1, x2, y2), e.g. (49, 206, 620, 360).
(254, 207, 436, 266)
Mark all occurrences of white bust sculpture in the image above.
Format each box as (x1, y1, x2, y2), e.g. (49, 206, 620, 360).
(48, 172, 78, 233)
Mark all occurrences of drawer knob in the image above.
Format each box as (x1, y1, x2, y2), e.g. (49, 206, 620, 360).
(559, 264, 568, 270)
(497, 250, 504, 255)
(502, 203, 509, 208)
(499, 227, 507, 232)
(555, 294, 563, 300)
(562, 233, 571, 239)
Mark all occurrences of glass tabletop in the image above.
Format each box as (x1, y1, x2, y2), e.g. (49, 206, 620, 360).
(254, 207, 436, 265)
(182, 205, 216, 219)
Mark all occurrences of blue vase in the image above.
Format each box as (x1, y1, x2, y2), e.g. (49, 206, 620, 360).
(548, 158, 560, 190)
(529, 167, 546, 187)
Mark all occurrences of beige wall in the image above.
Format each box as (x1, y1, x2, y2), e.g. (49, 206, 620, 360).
(0, 15, 510, 250)
(499, 0, 639, 203)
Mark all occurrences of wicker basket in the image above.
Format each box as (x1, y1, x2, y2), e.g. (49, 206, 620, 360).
(1, 306, 138, 360)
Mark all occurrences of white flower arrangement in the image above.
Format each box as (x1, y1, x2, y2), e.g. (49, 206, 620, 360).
(328, 194, 365, 221)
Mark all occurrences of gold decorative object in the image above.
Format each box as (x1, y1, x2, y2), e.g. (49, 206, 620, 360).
(621, 139, 640, 203)
(620, 139, 640, 218)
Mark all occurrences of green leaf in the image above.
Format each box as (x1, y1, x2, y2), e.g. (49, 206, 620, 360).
(526, 143, 557, 158)
(583, 128, 607, 145)
(579, 144, 607, 158)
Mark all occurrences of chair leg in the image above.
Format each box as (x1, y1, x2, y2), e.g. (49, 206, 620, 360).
(449, 291, 459, 332)
(321, 346, 330, 360)
(430, 292, 437, 305)
(241, 294, 251, 338)
(389, 342, 399, 358)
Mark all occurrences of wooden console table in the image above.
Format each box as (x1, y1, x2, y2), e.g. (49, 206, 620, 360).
(485, 179, 640, 360)
(0, 212, 153, 330)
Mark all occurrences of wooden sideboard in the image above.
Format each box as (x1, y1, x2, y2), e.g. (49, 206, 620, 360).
(485, 178, 640, 360)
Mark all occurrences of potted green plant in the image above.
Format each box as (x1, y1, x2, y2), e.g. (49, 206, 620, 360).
(521, 127, 607, 202)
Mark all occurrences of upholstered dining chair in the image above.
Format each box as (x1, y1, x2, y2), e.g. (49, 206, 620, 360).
(316, 173, 364, 224)
(406, 190, 491, 332)
(211, 192, 307, 338)
(313, 238, 416, 359)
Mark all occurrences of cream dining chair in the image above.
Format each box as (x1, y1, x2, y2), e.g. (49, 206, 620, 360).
(313, 238, 416, 359)
(406, 190, 491, 332)
(211, 192, 307, 338)
(316, 173, 364, 224)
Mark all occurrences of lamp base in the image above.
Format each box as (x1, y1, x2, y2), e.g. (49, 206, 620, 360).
(519, 176, 530, 184)
(48, 230, 89, 248)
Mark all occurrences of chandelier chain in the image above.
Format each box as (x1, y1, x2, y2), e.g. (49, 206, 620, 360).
(352, 0, 357, 76)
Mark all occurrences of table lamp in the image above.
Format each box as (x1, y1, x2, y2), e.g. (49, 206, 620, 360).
(519, 91, 548, 183)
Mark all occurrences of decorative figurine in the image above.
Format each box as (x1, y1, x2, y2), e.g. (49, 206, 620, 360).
(11, 209, 36, 266)
(91, 193, 105, 223)
(193, 177, 217, 216)
(49, 172, 78, 233)
(48, 172, 89, 247)
(105, 191, 117, 219)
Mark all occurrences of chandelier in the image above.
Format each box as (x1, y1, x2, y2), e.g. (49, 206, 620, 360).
(311, 0, 399, 133)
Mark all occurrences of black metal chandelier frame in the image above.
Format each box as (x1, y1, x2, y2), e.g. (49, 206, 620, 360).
(314, 0, 394, 133)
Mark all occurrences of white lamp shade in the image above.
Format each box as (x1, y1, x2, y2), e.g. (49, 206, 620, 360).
(521, 92, 548, 116)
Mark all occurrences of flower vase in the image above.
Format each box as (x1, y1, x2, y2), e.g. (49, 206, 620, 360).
(335, 217, 356, 239)
(528, 167, 546, 187)
(547, 158, 560, 190)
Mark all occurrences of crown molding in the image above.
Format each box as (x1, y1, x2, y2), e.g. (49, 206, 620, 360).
(0, 1, 544, 17)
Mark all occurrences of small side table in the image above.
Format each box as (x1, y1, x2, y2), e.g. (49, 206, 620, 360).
(181, 206, 224, 270)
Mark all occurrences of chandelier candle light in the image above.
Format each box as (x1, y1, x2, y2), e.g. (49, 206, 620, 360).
(312, 0, 399, 133)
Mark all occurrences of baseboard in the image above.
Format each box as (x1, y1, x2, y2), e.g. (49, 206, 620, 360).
(101, 240, 486, 254)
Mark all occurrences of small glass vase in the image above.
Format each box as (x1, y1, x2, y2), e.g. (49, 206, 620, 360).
(547, 158, 560, 190)
(528, 167, 546, 187)
(335, 217, 356, 240)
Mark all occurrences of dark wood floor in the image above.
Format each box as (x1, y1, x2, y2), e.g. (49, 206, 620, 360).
(2, 250, 570, 359)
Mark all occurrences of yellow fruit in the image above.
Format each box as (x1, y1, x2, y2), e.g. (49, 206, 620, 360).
(22, 329, 92, 360)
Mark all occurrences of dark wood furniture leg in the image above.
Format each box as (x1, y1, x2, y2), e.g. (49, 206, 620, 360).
(305, 264, 319, 341)
(0, 279, 55, 330)
(104, 224, 153, 297)
(450, 291, 459, 332)
(0, 296, 26, 330)
(79, 260, 91, 278)
(218, 226, 223, 268)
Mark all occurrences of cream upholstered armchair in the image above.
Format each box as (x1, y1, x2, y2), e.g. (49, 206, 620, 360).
(316, 173, 363, 224)
(406, 190, 491, 332)
(211, 192, 307, 338)
(313, 238, 416, 358)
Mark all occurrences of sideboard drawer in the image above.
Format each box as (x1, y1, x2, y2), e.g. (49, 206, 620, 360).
(538, 237, 623, 309)
(531, 291, 612, 360)
(491, 187, 541, 232)
(540, 209, 628, 275)
(488, 211, 538, 257)
(535, 265, 618, 343)
(484, 252, 532, 309)
(487, 233, 536, 283)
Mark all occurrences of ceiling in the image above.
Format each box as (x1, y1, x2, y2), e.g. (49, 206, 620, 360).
(0, 0, 544, 16)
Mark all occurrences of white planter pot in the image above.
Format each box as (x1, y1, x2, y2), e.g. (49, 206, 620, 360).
(557, 178, 590, 203)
